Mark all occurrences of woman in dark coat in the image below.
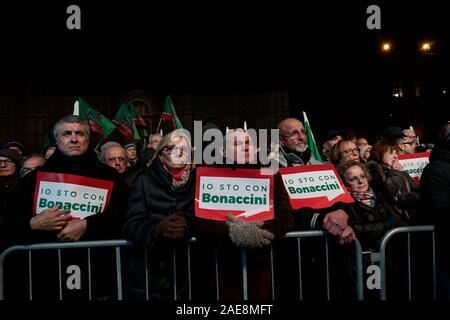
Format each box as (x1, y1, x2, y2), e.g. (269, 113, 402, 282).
(123, 129, 196, 300)
(337, 160, 407, 250)
(366, 139, 420, 223)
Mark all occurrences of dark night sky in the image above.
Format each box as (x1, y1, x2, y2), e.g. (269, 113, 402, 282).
(1, 1, 449, 141)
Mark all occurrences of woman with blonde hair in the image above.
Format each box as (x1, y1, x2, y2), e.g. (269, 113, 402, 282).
(123, 129, 195, 300)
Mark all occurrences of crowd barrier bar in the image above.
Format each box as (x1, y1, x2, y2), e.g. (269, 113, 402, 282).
(378, 225, 436, 300)
(0, 232, 364, 301)
(0, 240, 131, 300)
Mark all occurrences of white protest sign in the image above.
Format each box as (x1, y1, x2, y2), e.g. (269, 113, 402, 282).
(195, 167, 274, 222)
(279, 164, 354, 209)
(34, 172, 114, 220)
(398, 152, 430, 183)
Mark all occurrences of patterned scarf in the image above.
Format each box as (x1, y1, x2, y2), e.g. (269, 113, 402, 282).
(350, 189, 377, 208)
(164, 163, 191, 188)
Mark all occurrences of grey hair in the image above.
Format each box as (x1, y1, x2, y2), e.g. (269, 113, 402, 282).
(100, 141, 123, 161)
(53, 115, 90, 140)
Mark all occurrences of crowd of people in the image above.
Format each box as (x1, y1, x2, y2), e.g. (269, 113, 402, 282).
(0, 114, 449, 300)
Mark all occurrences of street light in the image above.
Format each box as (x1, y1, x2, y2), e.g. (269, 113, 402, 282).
(421, 42, 431, 52)
(382, 42, 391, 52)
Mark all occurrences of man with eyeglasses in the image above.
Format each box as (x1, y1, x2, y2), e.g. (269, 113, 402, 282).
(277, 118, 322, 167)
(101, 141, 137, 187)
(275, 119, 356, 299)
(20, 153, 46, 177)
(100, 142, 128, 175)
(0, 149, 21, 232)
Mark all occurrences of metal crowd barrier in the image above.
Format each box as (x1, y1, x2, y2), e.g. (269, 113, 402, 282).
(0, 232, 364, 301)
(378, 225, 436, 300)
(282, 231, 364, 300)
(0, 240, 131, 300)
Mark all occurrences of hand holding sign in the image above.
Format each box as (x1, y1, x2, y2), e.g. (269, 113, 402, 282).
(30, 205, 72, 231)
(57, 219, 87, 242)
(392, 159, 404, 171)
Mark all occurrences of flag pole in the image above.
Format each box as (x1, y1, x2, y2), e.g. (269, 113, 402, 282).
(73, 99, 79, 116)
(94, 138, 103, 153)
(155, 117, 163, 134)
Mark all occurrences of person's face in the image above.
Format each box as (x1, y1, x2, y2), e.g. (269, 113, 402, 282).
(403, 129, 417, 141)
(279, 119, 307, 153)
(344, 165, 369, 193)
(22, 156, 45, 176)
(104, 147, 127, 174)
(399, 138, 416, 154)
(148, 135, 161, 150)
(324, 135, 342, 151)
(356, 138, 368, 149)
(340, 141, 359, 163)
(126, 147, 137, 160)
(382, 147, 399, 168)
(363, 148, 372, 161)
(224, 131, 256, 164)
(55, 123, 89, 157)
(45, 147, 56, 159)
(0, 157, 16, 176)
(159, 136, 190, 169)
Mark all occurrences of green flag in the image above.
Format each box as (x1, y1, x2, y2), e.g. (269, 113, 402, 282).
(41, 133, 50, 154)
(302, 111, 323, 163)
(162, 95, 183, 129)
(78, 97, 116, 138)
(112, 103, 140, 143)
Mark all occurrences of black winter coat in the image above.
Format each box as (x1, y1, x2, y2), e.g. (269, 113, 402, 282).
(421, 147, 450, 269)
(2, 148, 128, 245)
(123, 157, 196, 299)
(345, 194, 407, 250)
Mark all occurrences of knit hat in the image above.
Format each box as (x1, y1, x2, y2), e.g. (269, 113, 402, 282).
(0, 149, 21, 165)
(124, 143, 137, 150)
(3, 141, 24, 154)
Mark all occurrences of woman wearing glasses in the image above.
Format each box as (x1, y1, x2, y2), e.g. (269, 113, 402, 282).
(337, 160, 406, 250)
(329, 139, 361, 165)
(0, 149, 21, 249)
(123, 129, 195, 300)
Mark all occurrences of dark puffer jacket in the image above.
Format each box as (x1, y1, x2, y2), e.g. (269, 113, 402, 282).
(123, 157, 196, 300)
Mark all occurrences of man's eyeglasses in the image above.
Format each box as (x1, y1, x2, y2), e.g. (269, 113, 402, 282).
(0, 159, 14, 166)
(282, 129, 308, 141)
(342, 147, 359, 156)
(402, 141, 416, 146)
(106, 156, 127, 163)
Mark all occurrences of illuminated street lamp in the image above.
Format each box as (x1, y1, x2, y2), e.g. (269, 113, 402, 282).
(382, 42, 391, 52)
(421, 42, 431, 51)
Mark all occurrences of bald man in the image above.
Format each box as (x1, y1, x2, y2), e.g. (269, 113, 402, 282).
(277, 118, 322, 167)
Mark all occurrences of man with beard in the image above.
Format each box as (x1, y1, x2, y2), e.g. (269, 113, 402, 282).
(277, 118, 322, 167)
(276, 118, 356, 299)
